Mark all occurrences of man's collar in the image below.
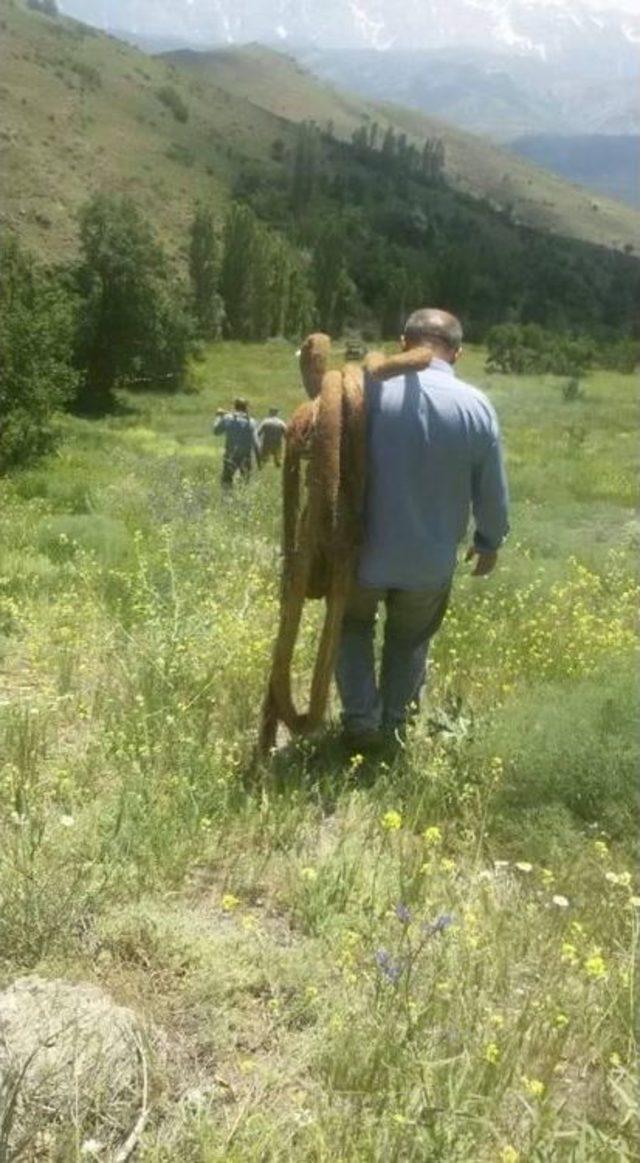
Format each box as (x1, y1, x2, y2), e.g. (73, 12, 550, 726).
(429, 357, 455, 376)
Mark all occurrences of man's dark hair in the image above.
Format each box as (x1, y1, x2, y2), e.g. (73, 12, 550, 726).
(269, 406, 279, 415)
(404, 309, 463, 352)
(234, 397, 248, 412)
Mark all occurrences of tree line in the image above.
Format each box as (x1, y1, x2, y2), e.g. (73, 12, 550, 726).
(2, 114, 640, 471)
(237, 120, 640, 343)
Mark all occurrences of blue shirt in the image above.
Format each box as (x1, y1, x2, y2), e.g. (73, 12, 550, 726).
(212, 411, 260, 460)
(358, 358, 509, 590)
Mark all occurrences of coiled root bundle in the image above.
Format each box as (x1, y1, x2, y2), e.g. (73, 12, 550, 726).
(259, 333, 432, 755)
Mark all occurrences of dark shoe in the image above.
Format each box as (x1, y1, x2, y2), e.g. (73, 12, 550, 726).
(341, 728, 384, 755)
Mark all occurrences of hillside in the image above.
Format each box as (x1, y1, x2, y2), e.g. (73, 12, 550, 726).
(1, 1, 639, 264)
(0, 1, 292, 261)
(166, 45, 640, 253)
(510, 134, 640, 211)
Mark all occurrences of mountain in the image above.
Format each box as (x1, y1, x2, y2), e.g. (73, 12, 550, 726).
(298, 46, 638, 141)
(510, 135, 640, 210)
(58, 1, 640, 65)
(58, 2, 639, 183)
(2, 1, 639, 264)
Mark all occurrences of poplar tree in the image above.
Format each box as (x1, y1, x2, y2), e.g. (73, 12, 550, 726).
(188, 205, 224, 339)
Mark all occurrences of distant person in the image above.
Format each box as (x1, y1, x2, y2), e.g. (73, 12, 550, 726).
(213, 397, 261, 488)
(336, 308, 510, 748)
(257, 407, 287, 467)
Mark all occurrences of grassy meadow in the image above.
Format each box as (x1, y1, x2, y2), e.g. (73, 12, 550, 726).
(0, 342, 637, 1160)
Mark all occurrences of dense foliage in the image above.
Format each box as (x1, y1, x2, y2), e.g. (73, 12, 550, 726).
(486, 323, 640, 375)
(236, 121, 640, 344)
(0, 236, 78, 470)
(220, 203, 315, 341)
(74, 194, 193, 411)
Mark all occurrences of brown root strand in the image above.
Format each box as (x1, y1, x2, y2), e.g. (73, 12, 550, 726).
(259, 335, 432, 755)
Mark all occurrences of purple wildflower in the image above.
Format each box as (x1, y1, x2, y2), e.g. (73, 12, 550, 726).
(375, 948, 403, 984)
(395, 902, 412, 925)
(422, 913, 455, 937)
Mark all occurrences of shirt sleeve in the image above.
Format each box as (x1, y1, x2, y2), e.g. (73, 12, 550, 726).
(472, 432, 510, 553)
(212, 415, 227, 435)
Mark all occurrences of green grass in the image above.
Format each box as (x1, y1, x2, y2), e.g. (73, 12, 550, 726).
(0, 342, 637, 1160)
(1, 3, 639, 265)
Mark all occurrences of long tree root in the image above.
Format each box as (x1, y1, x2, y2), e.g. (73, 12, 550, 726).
(259, 334, 432, 756)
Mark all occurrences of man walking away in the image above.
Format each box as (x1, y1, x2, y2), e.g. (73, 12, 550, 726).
(336, 308, 509, 748)
(257, 407, 287, 468)
(213, 397, 261, 488)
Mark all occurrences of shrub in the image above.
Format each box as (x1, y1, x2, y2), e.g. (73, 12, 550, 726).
(156, 85, 188, 123)
(485, 324, 596, 376)
(0, 235, 78, 472)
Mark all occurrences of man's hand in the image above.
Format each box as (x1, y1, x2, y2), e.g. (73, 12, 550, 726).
(465, 546, 498, 577)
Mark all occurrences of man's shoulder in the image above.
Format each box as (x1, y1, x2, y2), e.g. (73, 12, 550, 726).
(451, 375, 493, 409)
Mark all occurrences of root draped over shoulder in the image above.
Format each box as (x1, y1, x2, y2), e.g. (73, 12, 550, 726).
(259, 333, 432, 755)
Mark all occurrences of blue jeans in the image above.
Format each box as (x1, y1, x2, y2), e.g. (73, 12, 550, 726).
(336, 583, 451, 734)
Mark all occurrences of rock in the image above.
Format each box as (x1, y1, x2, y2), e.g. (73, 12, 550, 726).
(0, 977, 148, 1159)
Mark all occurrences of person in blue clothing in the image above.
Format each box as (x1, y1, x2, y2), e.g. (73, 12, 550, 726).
(213, 397, 261, 488)
(336, 307, 510, 747)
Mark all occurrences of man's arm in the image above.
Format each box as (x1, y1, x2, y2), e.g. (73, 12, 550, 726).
(251, 420, 262, 467)
(468, 433, 509, 576)
(212, 411, 228, 435)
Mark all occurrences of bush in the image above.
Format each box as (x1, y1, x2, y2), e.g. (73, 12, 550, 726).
(156, 85, 189, 123)
(485, 323, 596, 376)
(0, 236, 78, 472)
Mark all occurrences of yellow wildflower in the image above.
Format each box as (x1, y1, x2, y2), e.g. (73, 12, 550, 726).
(561, 942, 579, 965)
(221, 893, 240, 911)
(522, 1076, 545, 1098)
(584, 951, 607, 980)
(381, 810, 403, 831)
(554, 1013, 569, 1029)
(593, 840, 609, 859)
(300, 866, 318, 882)
(500, 1149, 520, 1163)
(423, 825, 442, 846)
(440, 857, 456, 873)
(609, 1052, 621, 1068)
(484, 1041, 500, 1064)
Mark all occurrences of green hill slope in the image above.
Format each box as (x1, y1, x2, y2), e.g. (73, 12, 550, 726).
(1, 2, 638, 265)
(167, 44, 640, 254)
(0, 2, 291, 260)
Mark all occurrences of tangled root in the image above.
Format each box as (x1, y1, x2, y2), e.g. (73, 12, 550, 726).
(259, 335, 432, 755)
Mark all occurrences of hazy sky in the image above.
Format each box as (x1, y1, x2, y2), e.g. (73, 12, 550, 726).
(62, 0, 640, 12)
